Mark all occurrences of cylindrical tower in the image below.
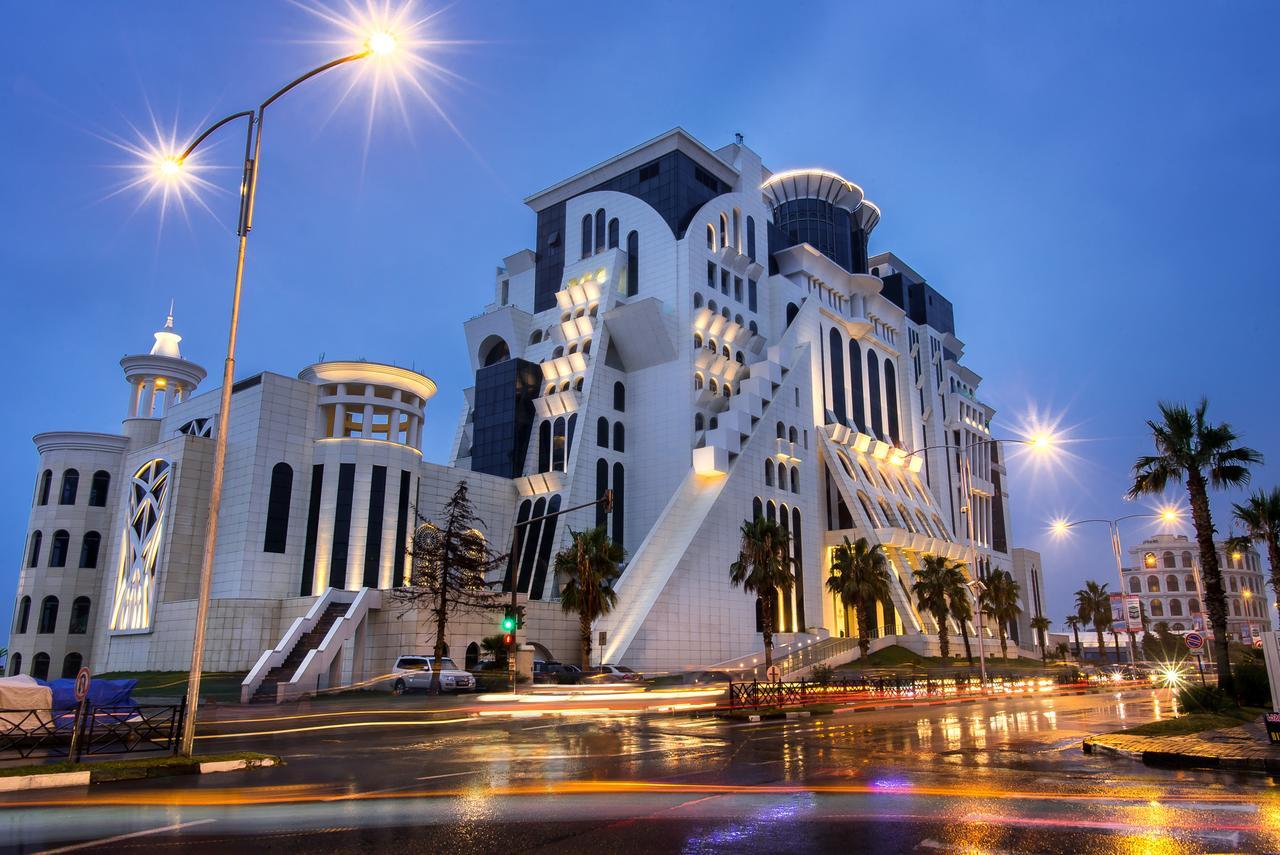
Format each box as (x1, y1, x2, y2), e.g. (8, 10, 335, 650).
(762, 168, 880, 274)
(120, 309, 207, 445)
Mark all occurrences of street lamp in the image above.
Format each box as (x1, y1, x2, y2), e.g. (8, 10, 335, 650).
(148, 30, 401, 757)
(1049, 507, 1182, 666)
(904, 433, 1057, 684)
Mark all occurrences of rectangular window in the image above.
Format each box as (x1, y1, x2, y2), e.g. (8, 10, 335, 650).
(328, 463, 357, 589)
(707, 260, 715, 290)
(720, 269, 730, 295)
(299, 464, 324, 596)
(392, 471, 411, 585)
(638, 161, 660, 182)
(363, 465, 387, 588)
(748, 279, 757, 312)
(734, 276, 743, 302)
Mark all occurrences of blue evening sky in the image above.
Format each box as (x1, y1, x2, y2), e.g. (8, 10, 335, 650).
(3, 1, 1278, 648)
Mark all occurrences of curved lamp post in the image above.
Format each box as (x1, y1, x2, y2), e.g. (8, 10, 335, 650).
(1051, 509, 1180, 666)
(165, 33, 397, 756)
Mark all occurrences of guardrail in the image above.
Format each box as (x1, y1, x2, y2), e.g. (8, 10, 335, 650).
(0, 701, 186, 762)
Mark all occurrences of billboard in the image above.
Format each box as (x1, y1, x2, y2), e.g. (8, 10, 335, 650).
(1111, 593, 1141, 633)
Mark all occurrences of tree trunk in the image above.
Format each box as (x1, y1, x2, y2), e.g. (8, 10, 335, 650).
(936, 609, 950, 660)
(580, 612, 592, 670)
(1188, 470, 1234, 695)
(999, 627, 1008, 661)
(1095, 627, 1105, 664)
(959, 622, 973, 666)
(1111, 632, 1120, 664)
(1071, 626, 1081, 658)
(1266, 536, 1280, 612)
(857, 603, 871, 659)
(762, 600, 775, 671)
(432, 572, 449, 695)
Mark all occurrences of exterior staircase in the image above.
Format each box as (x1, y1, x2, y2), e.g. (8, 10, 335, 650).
(249, 601, 348, 703)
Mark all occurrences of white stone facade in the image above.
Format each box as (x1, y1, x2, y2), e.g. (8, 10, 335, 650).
(8, 129, 1040, 685)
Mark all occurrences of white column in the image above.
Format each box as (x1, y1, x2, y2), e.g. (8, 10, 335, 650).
(146, 379, 160, 417)
(333, 403, 346, 438)
(128, 380, 143, 418)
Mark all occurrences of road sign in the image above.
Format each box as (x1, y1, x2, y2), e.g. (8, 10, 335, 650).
(74, 667, 91, 702)
(1265, 712, 1280, 744)
(1184, 631, 1205, 652)
(766, 665, 781, 683)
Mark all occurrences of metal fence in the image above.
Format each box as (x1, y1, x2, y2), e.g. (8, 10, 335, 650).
(727, 672, 1086, 710)
(0, 700, 186, 762)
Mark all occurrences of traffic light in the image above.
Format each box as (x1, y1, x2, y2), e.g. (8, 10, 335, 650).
(501, 608, 516, 633)
(502, 632, 514, 648)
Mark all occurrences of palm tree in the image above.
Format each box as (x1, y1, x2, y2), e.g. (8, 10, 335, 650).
(1030, 615, 1051, 663)
(730, 517, 795, 670)
(556, 526, 625, 669)
(1075, 581, 1111, 663)
(947, 566, 975, 666)
(912, 555, 958, 659)
(980, 569, 1021, 661)
(1129, 398, 1263, 693)
(1064, 615, 1083, 658)
(1229, 487, 1280, 608)
(827, 536, 891, 660)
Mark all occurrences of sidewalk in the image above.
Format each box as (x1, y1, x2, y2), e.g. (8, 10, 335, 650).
(1084, 719, 1280, 774)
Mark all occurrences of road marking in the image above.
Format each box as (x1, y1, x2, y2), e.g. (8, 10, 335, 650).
(416, 771, 476, 782)
(36, 819, 215, 854)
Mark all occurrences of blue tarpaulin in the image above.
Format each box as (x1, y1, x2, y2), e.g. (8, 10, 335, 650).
(39, 678, 137, 709)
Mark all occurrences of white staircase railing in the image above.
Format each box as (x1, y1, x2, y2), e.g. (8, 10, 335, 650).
(277, 587, 382, 702)
(241, 588, 359, 704)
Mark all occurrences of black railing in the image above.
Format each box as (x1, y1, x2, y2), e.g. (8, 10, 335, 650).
(727, 671, 1093, 710)
(0, 700, 186, 762)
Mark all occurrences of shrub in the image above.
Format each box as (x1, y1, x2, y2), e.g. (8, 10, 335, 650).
(1233, 661, 1271, 708)
(810, 664, 834, 685)
(1177, 684, 1232, 714)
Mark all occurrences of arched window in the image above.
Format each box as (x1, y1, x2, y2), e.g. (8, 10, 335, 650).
(828, 327, 847, 425)
(1181, 551, 1193, 567)
(580, 214, 592, 259)
(790, 467, 799, 493)
(38, 596, 58, 633)
(1189, 598, 1201, 613)
(8, 653, 19, 675)
(61, 652, 83, 679)
(706, 224, 715, 249)
(1150, 599, 1164, 617)
(59, 469, 79, 505)
(573, 377, 584, 392)
(693, 373, 704, 391)
(708, 378, 718, 394)
(884, 360, 900, 445)
(552, 345, 564, 359)
(1143, 552, 1157, 568)
(786, 303, 799, 327)
(552, 417, 567, 471)
(693, 333, 703, 350)
(719, 212, 729, 249)
(778, 466, 788, 492)
(537, 421, 551, 473)
(732, 209, 741, 251)
(735, 351, 745, 364)
(49, 530, 69, 568)
(1165, 574, 1179, 592)
(749, 321, 758, 335)
(722, 307, 731, 320)
(721, 344, 731, 359)
(765, 459, 775, 487)
(37, 469, 52, 506)
(777, 421, 786, 439)
(856, 491, 881, 527)
(1128, 576, 1141, 594)
(89, 471, 111, 507)
(626, 231, 639, 296)
(480, 336, 510, 367)
(596, 458, 609, 529)
(31, 653, 49, 681)
(693, 293, 703, 309)
(1185, 574, 1196, 590)
(529, 330, 543, 346)
(1169, 599, 1184, 616)
(898, 504, 915, 532)
(594, 209, 606, 254)
(27, 531, 41, 568)
(14, 596, 31, 634)
(866, 350, 884, 439)
(263, 462, 293, 553)
(607, 217, 619, 249)
(878, 498, 900, 528)
(612, 423, 625, 452)
(613, 382, 625, 412)
(788, 427, 798, 444)
(69, 596, 91, 634)
(1147, 575, 1160, 592)
(1162, 551, 1176, 568)
(746, 216, 756, 261)
(708, 299, 718, 313)
(465, 642, 480, 670)
(1232, 600, 1241, 616)
(596, 417, 609, 447)
(79, 531, 101, 568)
(694, 413, 705, 432)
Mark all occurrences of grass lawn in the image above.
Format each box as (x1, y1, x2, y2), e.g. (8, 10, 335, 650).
(0, 751, 278, 779)
(94, 671, 248, 702)
(1115, 707, 1264, 737)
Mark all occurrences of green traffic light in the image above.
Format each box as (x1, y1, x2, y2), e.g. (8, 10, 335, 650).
(501, 615, 516, 632)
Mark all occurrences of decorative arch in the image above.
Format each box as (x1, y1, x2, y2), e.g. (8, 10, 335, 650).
(478, 334, 511, 367)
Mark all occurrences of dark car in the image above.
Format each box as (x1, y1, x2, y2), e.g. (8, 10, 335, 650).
(533, 661, 586, 684)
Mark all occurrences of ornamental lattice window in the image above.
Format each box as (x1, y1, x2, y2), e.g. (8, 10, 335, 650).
(109, 459, 172, 633)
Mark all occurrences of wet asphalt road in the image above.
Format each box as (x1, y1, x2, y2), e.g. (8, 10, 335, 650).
(4, 687, 1278, 853)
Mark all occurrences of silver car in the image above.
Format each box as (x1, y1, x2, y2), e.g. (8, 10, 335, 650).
(390, 655, 476, 694)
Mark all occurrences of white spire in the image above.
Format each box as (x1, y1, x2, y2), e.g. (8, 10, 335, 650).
(149, 301, 183, 358)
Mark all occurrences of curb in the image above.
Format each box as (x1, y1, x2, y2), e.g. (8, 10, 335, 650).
(0, 756, 278, 792)
(1083, 737, 1280, 775)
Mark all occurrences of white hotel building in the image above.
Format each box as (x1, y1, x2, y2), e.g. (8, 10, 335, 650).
(8, 130, 1043, 695)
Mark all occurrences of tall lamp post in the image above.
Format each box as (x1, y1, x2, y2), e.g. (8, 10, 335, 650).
(157, 32, 399, 757)
(904, 433, 1056, 685)
(1051, 509, 1181, 666)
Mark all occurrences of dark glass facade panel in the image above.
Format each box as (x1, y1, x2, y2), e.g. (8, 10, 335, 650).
(611, 463, 625, 548)
(363, 465, 387, 588)
(596, 459, 609, 529)
(992, 469, 1009, 554)
(746, 216, 756, 261)
(263, 462, 293, 554)
(538, 421, 551, 473)
(594, 209, 606, 253)
(608, 218, 619, 249)
(328, 463, 356, 590)
(393, 470, 411, 586)
(626, 231, 639, 296)
(300, 464, 324, 595)
(534, 151, 731, 311)
(748, 279, 757, 312)
(471, 358, 542, 478)
(770, 198, 869, 274)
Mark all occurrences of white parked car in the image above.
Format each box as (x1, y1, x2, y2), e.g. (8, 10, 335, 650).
(390, 655, 476, 694)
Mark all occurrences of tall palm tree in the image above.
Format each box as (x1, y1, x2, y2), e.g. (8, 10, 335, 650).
(1030, 615, 1051, 663)
(1075, 581, 1111, 664)
(1129, 398, 1263, 692)
(1229, 487, 1280, 608)
(826, 536, 891, 660)
(947, 565, 975, 665)
(912, 555, 959, 660)
(1064, 615, 1083, 658)
(980, 569, 1022, 661)
(730, 517, 795, 670)
(556, 526, 625, 669)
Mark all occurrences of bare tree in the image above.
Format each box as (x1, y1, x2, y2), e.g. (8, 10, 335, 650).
(393, 481, 506, 692)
